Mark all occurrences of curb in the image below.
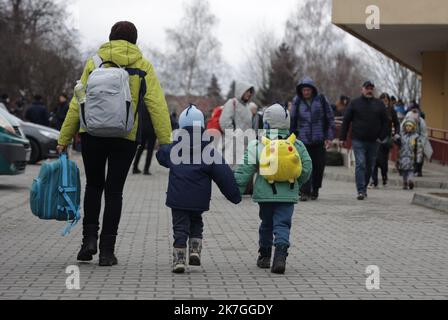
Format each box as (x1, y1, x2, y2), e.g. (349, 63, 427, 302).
(324, 170, 448, 190)
(412, 193, 448, 214)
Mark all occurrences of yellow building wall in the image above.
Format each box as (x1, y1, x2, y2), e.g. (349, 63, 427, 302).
(445, 51, 448, 131)
(421, 52, 448, 131)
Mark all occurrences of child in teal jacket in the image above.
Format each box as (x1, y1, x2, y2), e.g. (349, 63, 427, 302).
(234, 104, 312, 274)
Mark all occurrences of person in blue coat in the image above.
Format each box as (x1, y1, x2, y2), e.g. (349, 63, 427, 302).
(290, 77, 335, 201)
(156, 104, 241, 274)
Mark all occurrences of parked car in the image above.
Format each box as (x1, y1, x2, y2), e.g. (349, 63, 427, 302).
(0, 108, 31, 161)
(20, 121, 59, 164)
(0, 112, 29, 175)
(0, 108, 59, 164)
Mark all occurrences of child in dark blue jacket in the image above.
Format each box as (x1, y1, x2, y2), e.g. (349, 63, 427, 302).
(156, 105, 242, 273)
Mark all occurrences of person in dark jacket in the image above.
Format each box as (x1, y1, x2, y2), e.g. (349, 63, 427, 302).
(0, 94, 10, 112)
(170, 111, 179, 130)
(55, 94, 70, 130)
(332, 95, 350, 117)
(156, 104, 242, 274)
(25, 95, 50, 127)
(133, 106, 157, 175)
(340, 81, 388, 200)
(290, 77, 335, 201)
(250, 102, 263, 134)
(370, 93, 400, 188)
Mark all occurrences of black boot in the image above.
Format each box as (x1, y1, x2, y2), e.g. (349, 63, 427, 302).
(99, 235, 118, 266)
(271, 245, 289, 274)
(77, 225, 99, 262)
(257, 247, 272, 269)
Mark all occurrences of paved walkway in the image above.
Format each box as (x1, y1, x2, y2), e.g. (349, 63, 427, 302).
(0, 154, 447, 300)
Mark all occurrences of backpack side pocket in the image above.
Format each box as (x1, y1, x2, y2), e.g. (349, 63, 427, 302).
(30, 179, 42, 218)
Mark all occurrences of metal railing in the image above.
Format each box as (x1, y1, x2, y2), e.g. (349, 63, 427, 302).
(427, 127, 448, 165)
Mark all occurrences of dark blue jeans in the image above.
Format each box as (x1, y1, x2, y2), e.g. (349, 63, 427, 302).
(258, 203, 294, 248)
(172, 210, 204, 248)
(352, 139, 379, 194)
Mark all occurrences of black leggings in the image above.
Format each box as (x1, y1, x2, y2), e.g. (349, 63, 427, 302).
(372, 144, 390, 185)
(133, 132, 157, 172)
(301, 143, 327, 195)
(81, 134, 137, 236)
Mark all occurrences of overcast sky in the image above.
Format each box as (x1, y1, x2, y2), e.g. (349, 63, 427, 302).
(68, 0, 301, 67)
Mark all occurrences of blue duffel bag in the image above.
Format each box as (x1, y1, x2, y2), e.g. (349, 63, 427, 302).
(30, 153, 81, 236)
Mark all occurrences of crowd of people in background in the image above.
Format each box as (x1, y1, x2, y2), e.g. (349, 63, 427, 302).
(1, 19, 434, 276)
(205, 81, 430, 198)
(1, 77, 431, 193)
(0, 19, 436, 277)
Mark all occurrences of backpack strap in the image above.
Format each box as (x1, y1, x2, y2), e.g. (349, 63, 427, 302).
(319, 94, 330, 135)
(92, 55, 102, 69)
(125, 68, 148, 145)
(270, 183, 278, 195)
(231, 98, 238, 131)
(58, 153, 81, 236)
(61, 153, 68, 188)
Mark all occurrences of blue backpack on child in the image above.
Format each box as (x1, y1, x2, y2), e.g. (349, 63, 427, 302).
(30, 153, 81, 236)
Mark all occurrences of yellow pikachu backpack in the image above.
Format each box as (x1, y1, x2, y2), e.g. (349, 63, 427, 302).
(259, 133, 302, 194)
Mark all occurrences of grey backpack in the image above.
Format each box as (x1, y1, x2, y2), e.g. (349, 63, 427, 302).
(80, 55, 134, 138)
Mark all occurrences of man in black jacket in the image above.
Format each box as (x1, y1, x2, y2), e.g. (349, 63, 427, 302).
(55, 94, 70, 130)
(25, 95, 50, 127)
(340, 81, 388, 200)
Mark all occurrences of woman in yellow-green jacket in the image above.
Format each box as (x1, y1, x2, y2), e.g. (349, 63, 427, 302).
(57, 21, 172, 266)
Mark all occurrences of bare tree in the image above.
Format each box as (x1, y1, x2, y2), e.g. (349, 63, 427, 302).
(0, 0, 82, 111)
(162, 0, 222, 96)
(368, 49, 422, 102)
(241, 27, 279, 95)
(284, 0, 369, 102)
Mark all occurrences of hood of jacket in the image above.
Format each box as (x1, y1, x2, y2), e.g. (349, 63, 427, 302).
(262, 104, 291, 131)
(235, 82, 255, 102)
(296, 76, 319, 99)
(97, 40, 143, 67)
